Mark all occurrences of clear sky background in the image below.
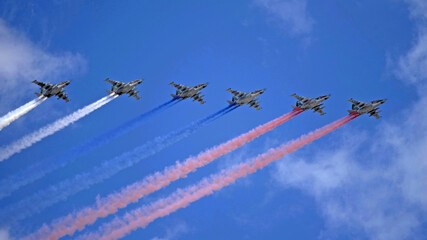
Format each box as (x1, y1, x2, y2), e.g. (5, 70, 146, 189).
(0, 0, 426, 239)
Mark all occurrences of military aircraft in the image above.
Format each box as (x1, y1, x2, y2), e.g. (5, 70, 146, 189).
(105, 78, 143, 100)
(32, 80, 71, 102)
(291, 93, 331, 115)
(169, 82, 208, 104)
(226, 88, 266, 110)
(347, 98, 387, 119)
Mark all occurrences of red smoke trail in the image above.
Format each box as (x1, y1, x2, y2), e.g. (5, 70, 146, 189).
(25, 109, 303, 240)
(78, 113, 358, 240)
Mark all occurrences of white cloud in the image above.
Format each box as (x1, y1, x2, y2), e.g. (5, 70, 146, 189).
(0, 18, 85, 112)
(0, 229, 14, 240)
(150, 222, 190, 240)
(405, 0, 427, 19)
(395, 0, 427, 87)
(395, 29, 427, 86)
(274, 125, 425, 239)
(254, 0, 313, 36)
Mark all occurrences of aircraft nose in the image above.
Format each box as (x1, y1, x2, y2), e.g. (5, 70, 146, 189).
(382, 99, 387, 103)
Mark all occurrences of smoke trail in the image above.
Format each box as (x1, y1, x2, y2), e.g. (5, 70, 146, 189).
(0, 94, 117, 162)
(77, 114, 358, 240)
(0, 105, 238, 224)
(25, 109, 303, 240)
(0, 98, 179, 200)
(0, 96, 47, 132)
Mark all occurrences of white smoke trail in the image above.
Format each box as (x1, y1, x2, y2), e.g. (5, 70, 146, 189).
(0, 94, 117, 162)
(0, 96, 47, 131)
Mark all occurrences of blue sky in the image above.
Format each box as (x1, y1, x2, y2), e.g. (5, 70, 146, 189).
(0, 0, 426, 239)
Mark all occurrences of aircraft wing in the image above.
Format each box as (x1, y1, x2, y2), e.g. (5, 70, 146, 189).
(192, 94, 206, 104)
(251, 103, 261, 111)
(249, 99, 261, 110)
(56, 91, 70, 102)
(105, 78, 121, 86)
(227, 88, 244, 97)
(32, 80, 48, 88)
(371, 113, 381, 119)
(348, 98, 363, 106)
(369, 110, 382, 119)
(291, 94, 305, 101)
(169, 82, 187, 91)
(314, 108, 326, 116)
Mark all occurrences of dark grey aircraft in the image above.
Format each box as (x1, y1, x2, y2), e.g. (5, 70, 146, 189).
(105, 78, 143, 100)
(169, 82, 208, 104)
(32, 80, 71, 102)
(227, 88, 266, 110)
(291, 93, 331, 115)
(347, 98, 387, 119)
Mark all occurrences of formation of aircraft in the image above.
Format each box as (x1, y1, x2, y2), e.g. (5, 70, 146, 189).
(347, 98, 387, 119)
(226, 88, 266, 110)
(105, 78, 144, 100)
(32, 80, 71, 102)
(291, 94, 331, 115)
(169, 82, 208, 104)
(30, 80, 387, 118)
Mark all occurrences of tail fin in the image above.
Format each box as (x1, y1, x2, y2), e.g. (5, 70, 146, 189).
(227, 100, 234, 105)
(347, 110, 356, 114)
(171, 94, 179, 98)
(291, 105, 298, 110)
(35, 92, 42, 97)
(106, 90, 114, 95)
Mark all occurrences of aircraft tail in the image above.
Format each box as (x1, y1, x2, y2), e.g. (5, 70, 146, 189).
(106, 90, 114, 95)
(347, 110, 356, 114)
(227, 100, 234, 105)
(291, 105, 299, 110)
(171, 94, 179, 99)
(35, 92, 42, 97)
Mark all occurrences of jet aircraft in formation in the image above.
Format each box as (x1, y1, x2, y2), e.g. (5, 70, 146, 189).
(169, 82, 208, 104)
(30, 79, 387, 118)
(291, 93, 331, 115)
(105, 78, 143, 100)
(226, 88, 266, 110)
(347, 98, 387, 119)
(32, 80, 71, 102)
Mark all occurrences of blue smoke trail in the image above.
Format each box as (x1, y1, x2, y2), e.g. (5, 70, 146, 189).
(0, 104, 238, 224)
(0, 98, 179, 200)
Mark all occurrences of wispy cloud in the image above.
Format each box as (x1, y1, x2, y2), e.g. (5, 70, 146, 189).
(253, 0, 313, 36)
(150, 222, 190, 240)
(395, 0, 427, 87)
(0, 228, 14, 240)
(0, 19, 85, 112)
(274, 126, 425, 239)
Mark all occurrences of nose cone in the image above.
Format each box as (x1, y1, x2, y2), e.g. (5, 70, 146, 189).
(381, 99, 387, 103)
(65, 81, 71, 85)
(324, 94, 331, 99)
(260, 89, 266, 94)
(201, 83, 208, 88)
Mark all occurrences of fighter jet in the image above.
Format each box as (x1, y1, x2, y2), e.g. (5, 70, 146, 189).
(226, 88, 266, 110)
(105, 78, 143, 100)
(347, 98, 387, 119)
(32, 80, 71, 102)
(291, 93, 331, 115)
(169, 82, 208, 104)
